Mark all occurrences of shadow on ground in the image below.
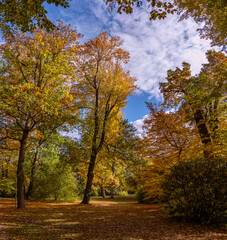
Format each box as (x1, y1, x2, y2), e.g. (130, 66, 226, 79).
(0, 197, 226, 240)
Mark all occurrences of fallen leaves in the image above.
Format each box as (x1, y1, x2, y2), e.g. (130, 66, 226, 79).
(0, 197, 226, 239)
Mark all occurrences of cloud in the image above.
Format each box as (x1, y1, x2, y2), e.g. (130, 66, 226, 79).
(132, 114, 149, 134)
(46, 0, 213, 124)
(47, 0, 211, 100)
(107, 7, 211, 99)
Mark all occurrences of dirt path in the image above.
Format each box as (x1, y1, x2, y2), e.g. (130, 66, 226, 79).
(0, 198, 226, 240)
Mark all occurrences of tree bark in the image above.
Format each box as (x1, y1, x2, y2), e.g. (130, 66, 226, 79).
(101, 186, 106, 198)
(26, 150, 39, 200)
(17, 129, 29, 209)
(110, 163, 115, 199)
(194, 109, 212, 159)
(81, 153, 96, 204)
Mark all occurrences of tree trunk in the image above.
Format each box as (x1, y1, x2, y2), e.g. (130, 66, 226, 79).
(194, 109, 212, 159)
(101, 186, 106, 198)
(81, 153, 96, 204)
(17, 129, 29, 209)
(26, 150, 39, 200)
(110, 163, 115, 199)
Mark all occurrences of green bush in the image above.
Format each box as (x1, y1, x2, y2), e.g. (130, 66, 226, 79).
(0, 178, 15, 197)
(161, 158, 227, 224)
(31, 163, 78, 202)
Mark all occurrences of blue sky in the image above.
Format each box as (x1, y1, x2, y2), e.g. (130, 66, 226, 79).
(45, 0, 212, 133)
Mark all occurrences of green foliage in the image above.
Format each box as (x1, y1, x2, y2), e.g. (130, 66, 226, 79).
(30, 140, 78, 202)
(0, 0, 70, 33)
(0, 177, 15, 197)
(32, 163, 77, 202)
(162, 158, 227, 224)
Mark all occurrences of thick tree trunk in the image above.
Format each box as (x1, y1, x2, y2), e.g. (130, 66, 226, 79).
(194, 109, 212, 159)
(26, 150, 39, 200)
(17, 129, 29, 209)
(81, 154, 96, 204)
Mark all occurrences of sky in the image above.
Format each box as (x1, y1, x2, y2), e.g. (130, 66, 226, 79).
(45, 0, 212, 133)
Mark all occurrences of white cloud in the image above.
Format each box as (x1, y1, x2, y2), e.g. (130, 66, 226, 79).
(47, 0, 213, 124)
(49, 0, 211, 100)
(107, 7, 211, 99)
(132, 114, 149, 134)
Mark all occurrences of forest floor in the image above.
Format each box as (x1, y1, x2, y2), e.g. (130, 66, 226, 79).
(0, 196, 226, 240)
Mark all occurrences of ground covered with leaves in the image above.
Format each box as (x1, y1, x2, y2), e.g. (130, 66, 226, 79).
(0, 196, 226, 240)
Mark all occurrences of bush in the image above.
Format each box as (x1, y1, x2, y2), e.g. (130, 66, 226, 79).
(0, 178, 15, 198)
(31, 163, 78, 202)
(161, 158, 227, 224)
(136, 188, 157, 204)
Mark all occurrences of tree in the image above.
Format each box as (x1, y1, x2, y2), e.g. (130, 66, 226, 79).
(0, 22, 79, 208)
(142, 103, 200, 162)
(0, 0, 71, 33)
(160, 50, 227, 159)
(28, 134, 78, 202)
(25, 122, 62, 200)
(105, 119, 142, 198)
(75, 32, 137, 204)
(138, 104, 201, 200)
(105, 0, 227, 48)
(0, 139, 18, 198)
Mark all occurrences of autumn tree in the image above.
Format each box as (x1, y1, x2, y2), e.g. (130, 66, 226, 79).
(105, 119, 141, 198)
(0, 0, 70, 33)
(160, 50, 227, 159)
(142, 104, 200, 162)
(0, 22, 80, 208)
(75, 32, 136, 204)
(138, 105, 201, 199)
(105, 0, 227, 48)
(89, 118, 141, 198)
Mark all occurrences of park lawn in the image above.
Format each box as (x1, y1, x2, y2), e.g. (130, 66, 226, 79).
(0, 196, 226, 240)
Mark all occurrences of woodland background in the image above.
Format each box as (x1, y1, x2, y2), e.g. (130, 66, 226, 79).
(0, 0, 226, 230)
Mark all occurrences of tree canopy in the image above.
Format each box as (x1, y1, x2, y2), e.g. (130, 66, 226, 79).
(0, 22, 80, 208)
(0, 0, 70, 33)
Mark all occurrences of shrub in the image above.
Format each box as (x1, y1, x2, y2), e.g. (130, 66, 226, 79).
(161, 158, 227, 224)
(136, 188, 157, 204)
(0, 178, 15, 198)
(31, 163, 78, 202)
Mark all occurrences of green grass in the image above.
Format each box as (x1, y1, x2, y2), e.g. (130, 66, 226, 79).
(91, 194, 137, 203)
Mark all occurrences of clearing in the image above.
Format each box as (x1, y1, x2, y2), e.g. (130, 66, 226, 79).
(0, 196, 226, 240)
